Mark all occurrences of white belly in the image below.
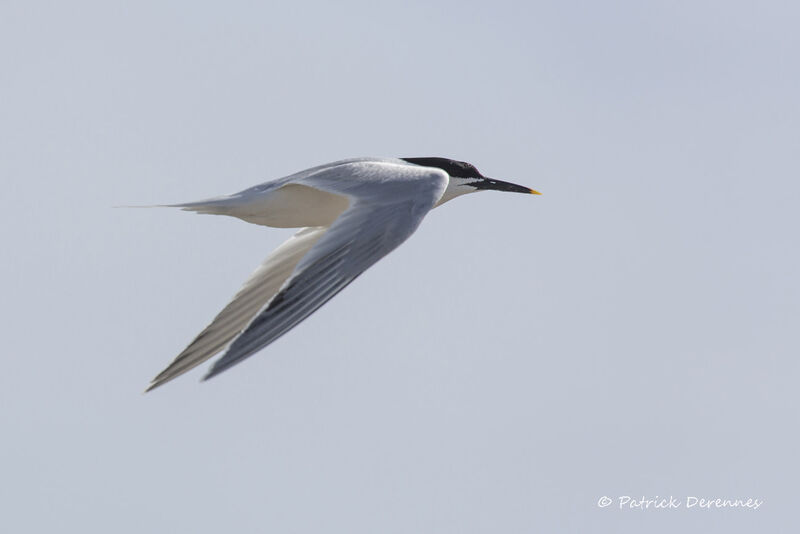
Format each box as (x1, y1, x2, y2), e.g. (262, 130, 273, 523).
(181, 183, 351, 228)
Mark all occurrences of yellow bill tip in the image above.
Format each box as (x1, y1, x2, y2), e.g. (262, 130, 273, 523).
(529, 189, 542, 195)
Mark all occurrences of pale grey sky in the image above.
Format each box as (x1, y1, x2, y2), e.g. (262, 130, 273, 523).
(1, 1, 798, 532)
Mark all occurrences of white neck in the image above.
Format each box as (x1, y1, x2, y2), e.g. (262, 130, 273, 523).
(434, 177, 478, 207)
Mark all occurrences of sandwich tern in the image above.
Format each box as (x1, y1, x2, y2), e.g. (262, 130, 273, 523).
(146, 157, 539, 391)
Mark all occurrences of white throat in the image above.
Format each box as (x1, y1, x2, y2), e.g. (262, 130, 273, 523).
(434, 177, 478, 207)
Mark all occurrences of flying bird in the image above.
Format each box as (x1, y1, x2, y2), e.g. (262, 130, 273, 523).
(146, 157, 539, 391)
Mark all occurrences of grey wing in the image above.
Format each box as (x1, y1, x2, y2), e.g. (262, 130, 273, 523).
(203, 176, 447, 380)
(145, 227, 328, 391)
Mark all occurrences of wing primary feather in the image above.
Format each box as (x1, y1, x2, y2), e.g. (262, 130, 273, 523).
(145, 227, 328, 392)
(201, 233, 385, 380)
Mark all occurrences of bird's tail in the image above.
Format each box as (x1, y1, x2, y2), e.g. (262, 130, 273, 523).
(114, 195, 242, 215)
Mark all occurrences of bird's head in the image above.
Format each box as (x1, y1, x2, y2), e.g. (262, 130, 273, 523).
(401, 157, 540, 205)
